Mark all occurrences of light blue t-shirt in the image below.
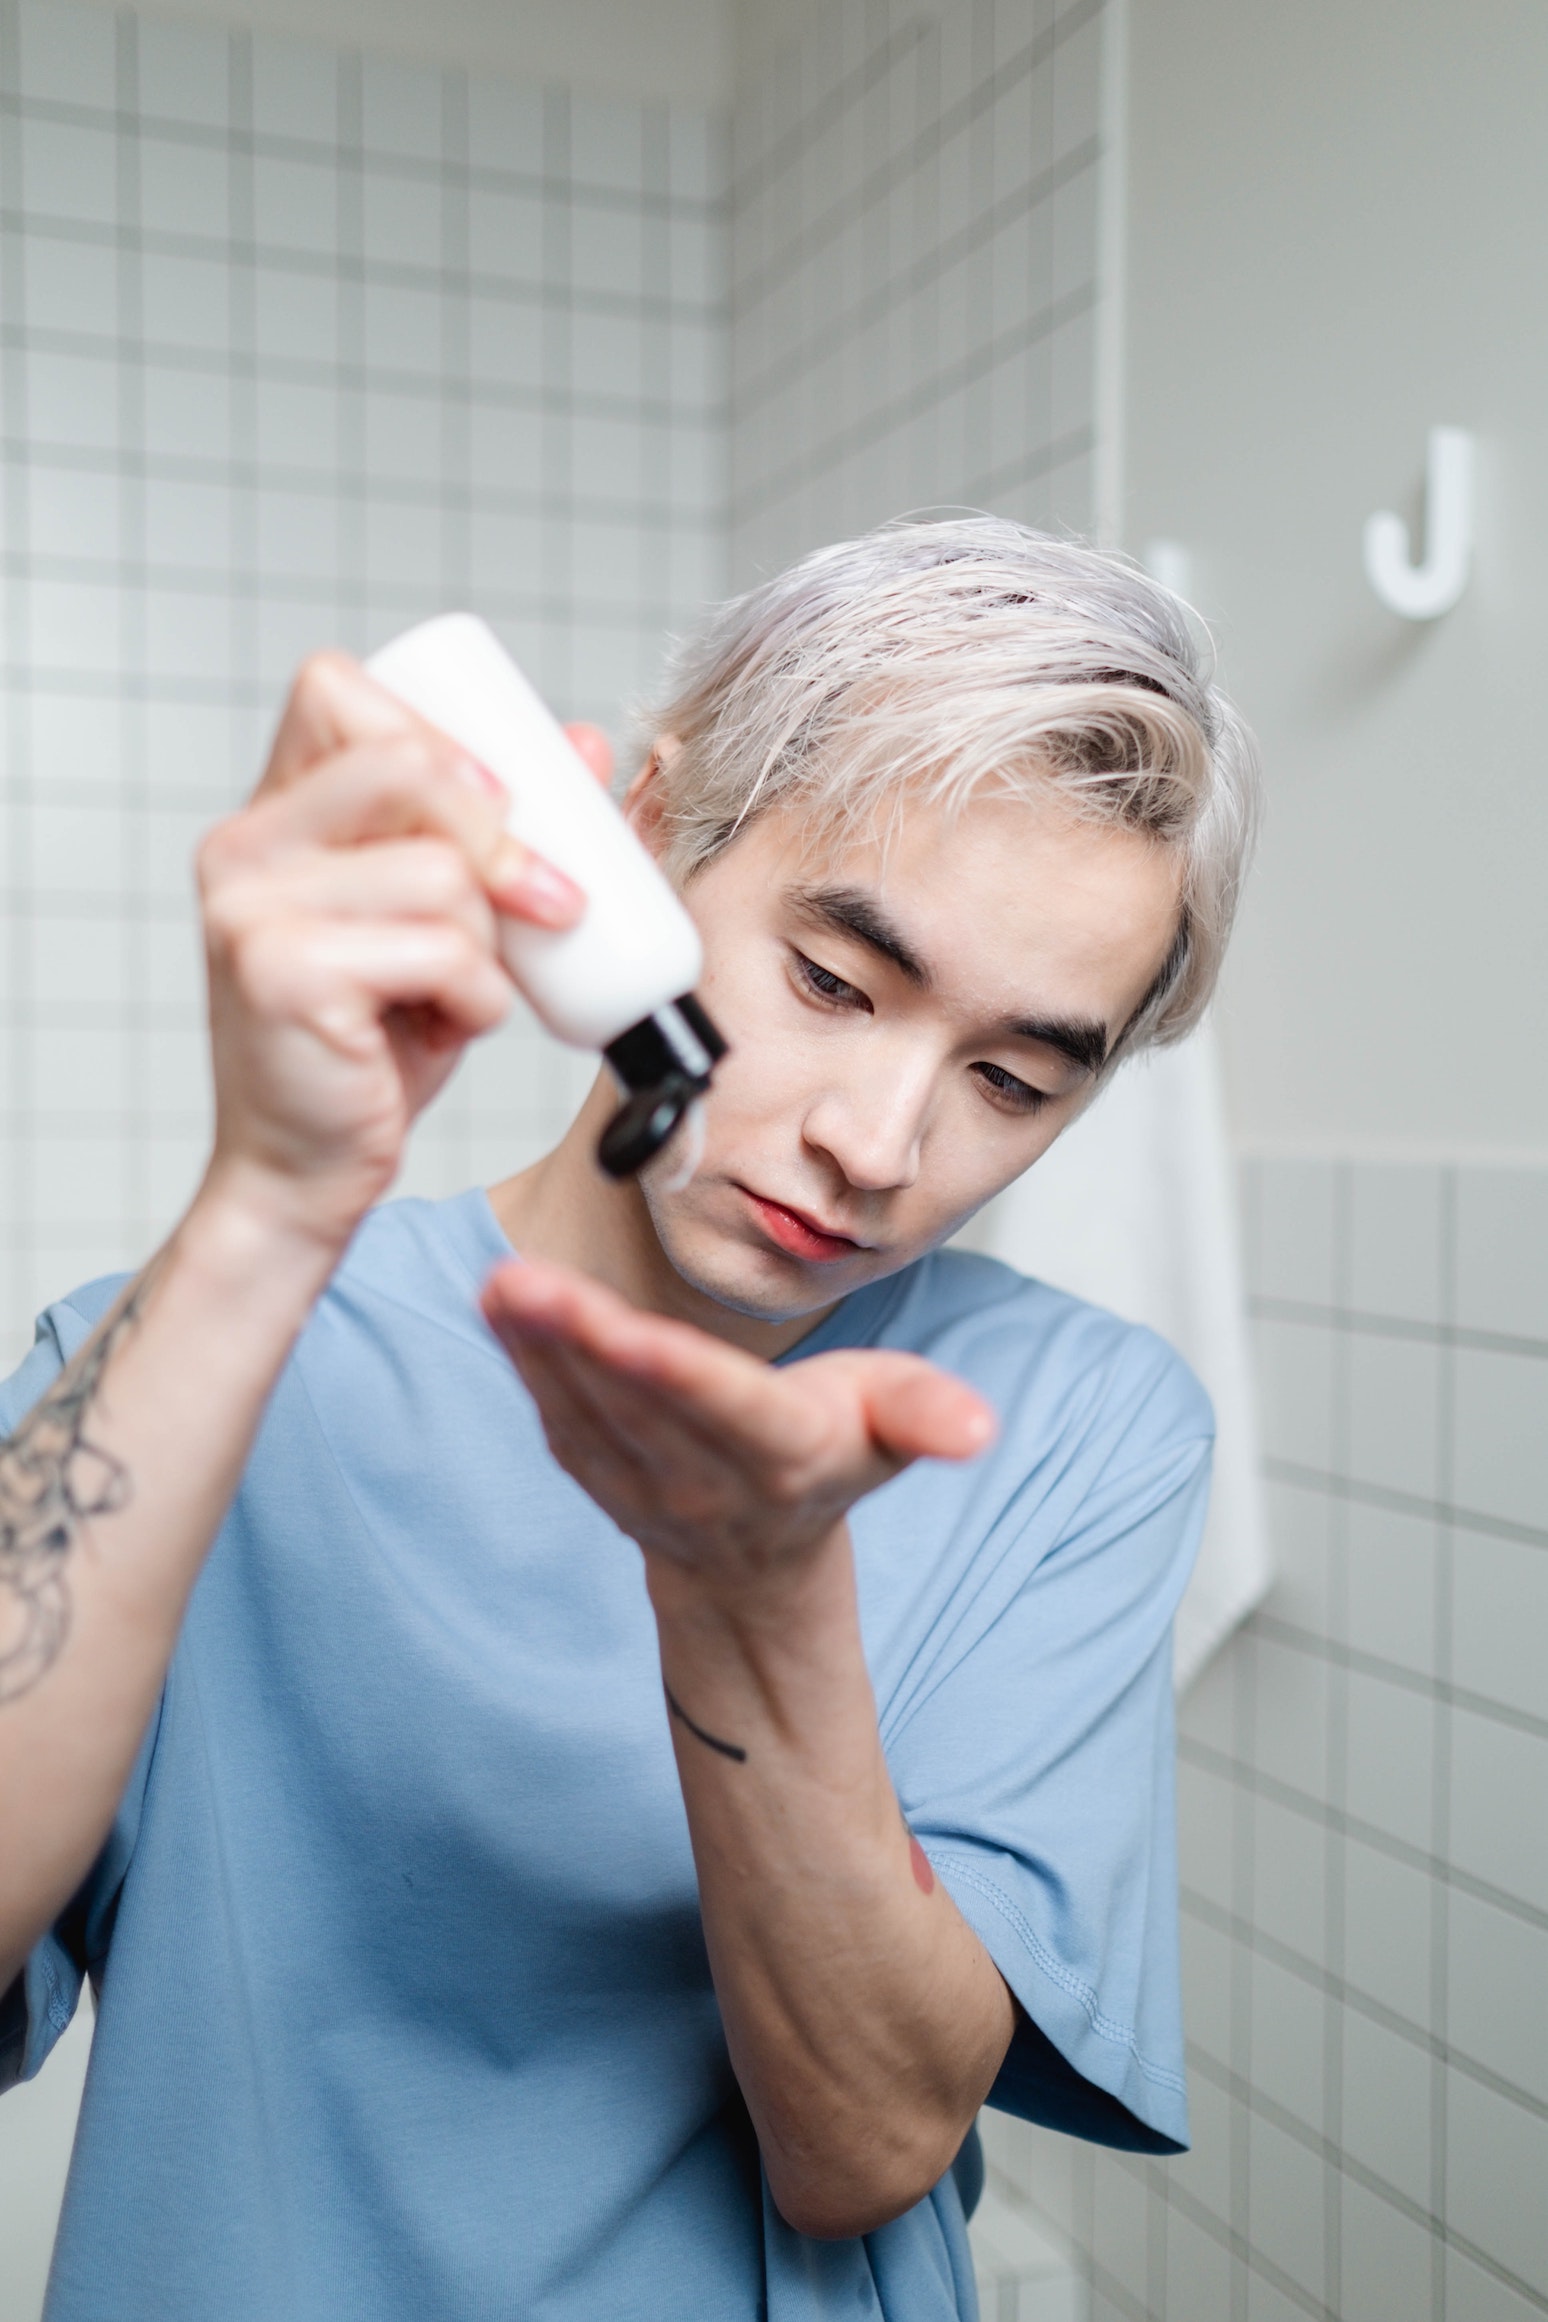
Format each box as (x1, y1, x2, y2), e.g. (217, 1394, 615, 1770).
(1, 1189, 1211, 2322)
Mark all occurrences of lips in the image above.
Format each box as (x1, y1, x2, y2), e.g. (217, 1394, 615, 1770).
(740, 1188, 864, 1264)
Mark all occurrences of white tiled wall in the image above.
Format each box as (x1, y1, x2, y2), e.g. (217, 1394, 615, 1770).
(0, 0, 728, 1364)
(728, 0, 1105, 585)
(984, 1159, 1548, 2322)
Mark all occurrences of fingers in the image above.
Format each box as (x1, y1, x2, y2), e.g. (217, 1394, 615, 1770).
(210, 836, 498, 952)
(251, 736, 494, 850)
(263, 657, 614, 803)
(498, 1332, 691, 1501)
(205, 738, 583, 933)
(512, 1322, 756, 1489)
(836, 1352, 997, 1465)
(234, 916, 513, 1054)
(493, 1315, 841, 1568)
(482, 1260, 715, 1379)
(479, 1261, 997, 1588)
(258, 652, 424, 796)
(482, 1261, 824, 1462)
(481, 1262, 996, 1477)
(563, 723, 614, 787)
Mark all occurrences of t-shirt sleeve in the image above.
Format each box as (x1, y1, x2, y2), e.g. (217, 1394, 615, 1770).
(881, 1327, 1212, 2154)
(0, 1281, 151, 2094)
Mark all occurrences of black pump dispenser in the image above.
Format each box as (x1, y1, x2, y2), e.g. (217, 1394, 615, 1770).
(598, 994, 728, 1178)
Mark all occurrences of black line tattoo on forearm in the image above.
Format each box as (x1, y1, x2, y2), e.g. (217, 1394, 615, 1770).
(663, 1684, 748, 1764)
(0, 1272, 155, 1705)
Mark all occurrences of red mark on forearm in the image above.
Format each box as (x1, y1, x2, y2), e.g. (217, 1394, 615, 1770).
(908, 1835, 936, 1895)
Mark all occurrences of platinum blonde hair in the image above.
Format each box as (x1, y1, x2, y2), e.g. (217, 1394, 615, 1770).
(642, 515, 1261, 1057)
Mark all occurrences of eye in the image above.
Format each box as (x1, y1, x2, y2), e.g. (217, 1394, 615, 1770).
(971, 1061, 1048, 1115)
(792, 951, 871, 1011)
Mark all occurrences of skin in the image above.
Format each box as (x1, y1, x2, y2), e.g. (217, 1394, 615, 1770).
(0, 654, 1182, 2246)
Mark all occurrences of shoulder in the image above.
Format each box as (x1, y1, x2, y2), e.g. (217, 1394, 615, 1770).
(336, 1186, 493, 1282)
(882, 1246, 1214, 1457)
(310, 1188, 510, 1343)
(1, 1191, 503, 1433)
(18, 1267, 131, 1361)
(0, 1269, 132, 1433)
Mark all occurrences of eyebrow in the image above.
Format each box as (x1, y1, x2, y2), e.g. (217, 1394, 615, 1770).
(1007, 1013, 1110, 1077)
(791, 884, 1110, 1079)
(795, 885, 929, 984)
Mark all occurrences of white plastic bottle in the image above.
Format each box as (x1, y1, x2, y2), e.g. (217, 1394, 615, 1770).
(366, 613, 725, 1177)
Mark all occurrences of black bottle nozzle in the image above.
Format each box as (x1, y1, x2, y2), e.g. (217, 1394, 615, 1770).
(598, 994, 728, 1178)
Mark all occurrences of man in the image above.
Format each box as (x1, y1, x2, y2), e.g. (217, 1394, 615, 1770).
(0, 518, 1258, 2321)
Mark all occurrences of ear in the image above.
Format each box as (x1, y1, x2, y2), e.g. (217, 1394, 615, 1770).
(621, 733, 681, 858)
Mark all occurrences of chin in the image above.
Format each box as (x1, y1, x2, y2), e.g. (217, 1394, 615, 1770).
(659, 1227, 843, 1325)
(642, 1180, 874, 1326)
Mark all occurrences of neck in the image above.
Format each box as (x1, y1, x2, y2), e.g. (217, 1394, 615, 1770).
(486, 1071, 837, 1357)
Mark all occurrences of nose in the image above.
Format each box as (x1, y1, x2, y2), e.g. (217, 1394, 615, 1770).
(802, 1054, 932, 1194)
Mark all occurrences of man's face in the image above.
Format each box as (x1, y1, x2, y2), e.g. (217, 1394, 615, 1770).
(636, 786, 1183, 1329)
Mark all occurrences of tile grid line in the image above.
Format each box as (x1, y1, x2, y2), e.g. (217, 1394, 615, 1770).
(990, 2147, 1344, 2322)
(1228, 1551, 1258, 2318)
(1249, 1607, 1548, 1746)
(541, 81, 572, 707)
(7, 509, 726, 599)
(1321, 1161, 1353, 2317)
(0, 657, 633, 710)
(732, 131, 1098, 420)
(225, 15, 258, 933)
(0, 87, 726, 218)
(1183, 2048, 1548, 2318)
(1179, 1885, 1548, 2129)
(730, 0, 1100, 290)
(2, 209, 728, 329)
(1, 568, 707, 623)
(1251, 1290, 1548, 1364)
(728, 11, 932, 218)
(113, 4, 150, 1251)
(731, 277, 1098, 525)
(961, 422, 1097, 519)
(1178, 1733, 1548, 1936)
(5, 412, 730, 484)
(430, 54, 473, 1186)
(1160, 2167, 1338, 2322)
(1429, 1165, 1459, 2322)
(0, 0, 33, 1345)
(1263, 1457, 1548, 1555)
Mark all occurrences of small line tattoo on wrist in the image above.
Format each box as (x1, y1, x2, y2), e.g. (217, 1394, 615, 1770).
(663, 1683, 747, 1764)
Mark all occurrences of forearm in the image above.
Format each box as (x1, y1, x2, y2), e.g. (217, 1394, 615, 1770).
(648, 1533, 1014, 2240)
(0, 1170, 342, 1987)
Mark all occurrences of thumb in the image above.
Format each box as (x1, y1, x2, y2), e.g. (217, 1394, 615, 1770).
(852, 1352, 998, 1466)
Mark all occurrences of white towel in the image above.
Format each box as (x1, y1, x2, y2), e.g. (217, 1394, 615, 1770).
(960, 1022, 1271, 1688)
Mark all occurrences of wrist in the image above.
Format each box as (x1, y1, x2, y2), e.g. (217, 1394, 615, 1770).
(650, 1538, 895, 1836)
(643, 1523, 855, 1652)
(179, 1155, 356, 1314)
(645, 1526, 873, 1757)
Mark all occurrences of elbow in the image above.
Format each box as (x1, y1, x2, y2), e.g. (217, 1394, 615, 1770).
(771, 2189, 922, 2243)
(766, 2123, 969, 2242)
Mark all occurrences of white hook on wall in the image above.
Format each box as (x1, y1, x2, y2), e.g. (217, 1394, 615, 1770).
(1363, 426, 1475, 620)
